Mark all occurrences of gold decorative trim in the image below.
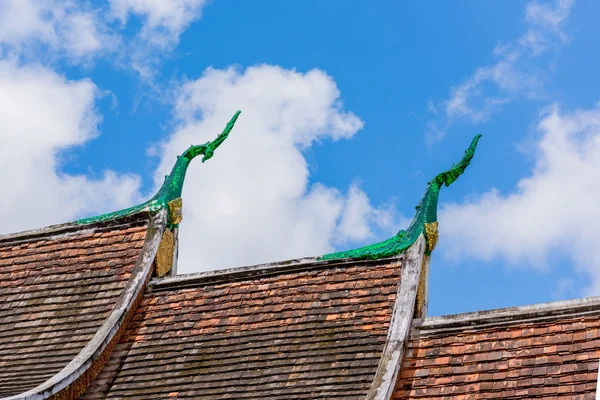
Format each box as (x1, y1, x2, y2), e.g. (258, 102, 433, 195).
(424, 221, 439, 254)
(155, 229, 174, 277)
(414, 255, 430, 319)
(168, 197, 183, 225)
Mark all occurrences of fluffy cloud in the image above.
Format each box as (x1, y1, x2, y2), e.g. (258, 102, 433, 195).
(108, 0, 208, 77)
(152, 65, 393, 272)
(334, 184, 399, 244)
(439, 103, 600, 294)
(0, 0, 208, 73)
(427, 0, 574, 143)
(109, 0, 207, 47)
(0, 60, 141, 234)
(0, 0, 114, 63)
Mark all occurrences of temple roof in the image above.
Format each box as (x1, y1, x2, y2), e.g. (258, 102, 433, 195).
(0, 198, 430, 400)
(10, 118, 598, 399)
(4, 207, 600, 400)
(81, 256, 405, 399)
(395, 297, 600, 399)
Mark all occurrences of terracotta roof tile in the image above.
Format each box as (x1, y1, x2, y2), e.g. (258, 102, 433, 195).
(81, 259, 403, 399)
(394, 311, 600, 399)
(0, 216, 149, 398)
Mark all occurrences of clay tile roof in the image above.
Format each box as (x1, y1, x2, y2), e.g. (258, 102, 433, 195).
(0, 216, 430, 400)
(0, 188, 434, 400)
(80, 255, 407, 400)
(0, 210, 166, 400)
(394, 297, 600, 399)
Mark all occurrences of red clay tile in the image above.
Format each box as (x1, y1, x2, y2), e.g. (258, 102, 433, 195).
(0, 215, 148, 398)
(394, 313, 600, 399)
(81, 258, 403, 400)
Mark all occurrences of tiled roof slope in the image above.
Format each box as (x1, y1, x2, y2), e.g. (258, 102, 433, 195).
(0, 214, 149, 398)
(394, 297, 600, 399)
(81, 257, 404, 400)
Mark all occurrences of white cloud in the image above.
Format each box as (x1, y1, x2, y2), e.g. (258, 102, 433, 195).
(334, 184, 398, 244)
(335, 185, 377, 243)
(525, 0, 573, 41)
(109, 0, 207, 47)
(152, 65, 394, 272)
(519, 0, 573, 55)
(0, 0, 115, 64)
(0, 60, 142, 234)
(427, 0, 574, 142)
(0, 0, 209, 74)
(108, 0, 209, 78)
(439, 103, 600, 295)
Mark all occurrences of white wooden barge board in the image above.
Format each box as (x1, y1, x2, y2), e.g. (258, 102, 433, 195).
(364, 235, 426, 400)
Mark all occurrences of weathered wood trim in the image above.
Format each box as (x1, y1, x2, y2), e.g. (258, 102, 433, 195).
(2, 209, 167, 400)
(364, 235, 426, 400)
(169, 227, 179, 276)
(412, 295, 600, 337)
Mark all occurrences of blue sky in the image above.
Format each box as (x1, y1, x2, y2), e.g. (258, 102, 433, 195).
(1, 0, 599, 316)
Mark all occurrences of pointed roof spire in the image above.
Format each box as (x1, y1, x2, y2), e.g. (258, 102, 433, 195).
(320, 134, 482, 260)
(77, 110, 241, 226)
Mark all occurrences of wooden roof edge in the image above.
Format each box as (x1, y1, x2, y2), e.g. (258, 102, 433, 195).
(365, 235, 427, 400)
(411, 295, 600, 337)
(1, 208, 167, 400)
(148, 253, 406, 292)
(0, 210, 150, 246)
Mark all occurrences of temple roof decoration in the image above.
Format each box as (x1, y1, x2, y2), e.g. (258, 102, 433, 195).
(5, 120, 599, 400)
(320, 134, 482, 261)
(77, 110, 242, 228)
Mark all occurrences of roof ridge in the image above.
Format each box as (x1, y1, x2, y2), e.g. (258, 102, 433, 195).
(412, 295, 600, 335)
(0, 211, 149, 246)
(149, 254, 406, 292)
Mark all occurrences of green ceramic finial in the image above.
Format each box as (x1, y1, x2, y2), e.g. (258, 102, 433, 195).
(320, 134, 482, 260)
(77, 110, 241, 226)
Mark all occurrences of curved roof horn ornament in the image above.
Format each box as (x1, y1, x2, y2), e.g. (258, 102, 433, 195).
(77, 110, 242, 227)
(320, 134, 482, 260)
